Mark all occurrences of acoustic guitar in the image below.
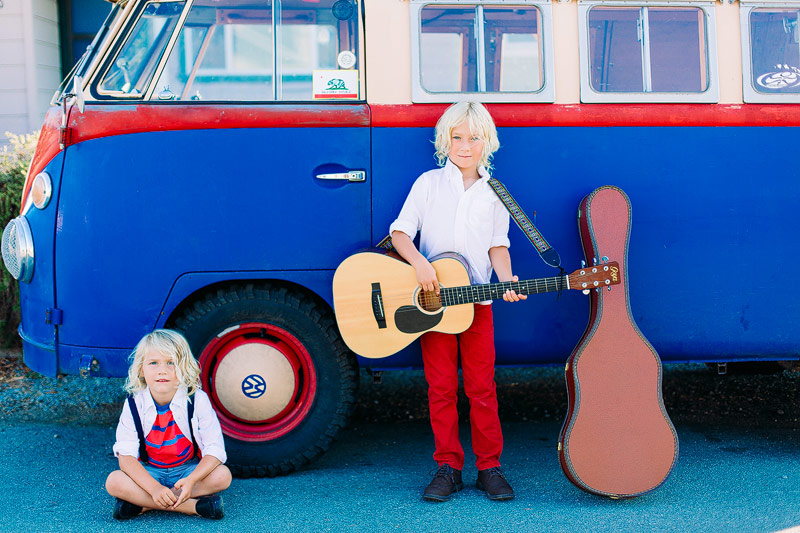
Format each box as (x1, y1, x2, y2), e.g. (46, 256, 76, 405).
(558, 186, 678, 498)
(332, 251, 620, 359)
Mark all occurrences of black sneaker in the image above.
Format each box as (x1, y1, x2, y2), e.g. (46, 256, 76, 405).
(422, 464, 463, 502)
(112, 498, 142, 520)
(195, 494, 225, 519)
(476, 467, 514, 501)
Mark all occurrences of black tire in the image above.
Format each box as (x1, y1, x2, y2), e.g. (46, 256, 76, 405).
(173, 282, 357, 478)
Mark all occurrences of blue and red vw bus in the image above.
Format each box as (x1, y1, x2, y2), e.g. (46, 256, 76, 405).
(2, 0, 798, 476)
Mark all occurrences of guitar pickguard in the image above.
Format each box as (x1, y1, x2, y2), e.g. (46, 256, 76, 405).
(394, 305, 444, 334)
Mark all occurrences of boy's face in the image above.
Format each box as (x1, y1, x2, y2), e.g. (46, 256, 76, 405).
(448, 121, 484, 177)
(141, 349, 179, 401)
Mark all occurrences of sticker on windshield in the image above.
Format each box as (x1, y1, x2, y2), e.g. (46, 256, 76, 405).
(337, 51, 357, 69)
(313, 70, 359, 99)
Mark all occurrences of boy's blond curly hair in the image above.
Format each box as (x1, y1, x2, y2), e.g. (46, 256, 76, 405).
(433, 101, 500, 171)
(125, 329, 201, 395)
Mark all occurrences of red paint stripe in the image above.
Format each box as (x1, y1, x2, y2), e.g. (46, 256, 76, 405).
(67, 103, 370, 146)
(370, 103, 800, 127)
(314, 94, 359, 99)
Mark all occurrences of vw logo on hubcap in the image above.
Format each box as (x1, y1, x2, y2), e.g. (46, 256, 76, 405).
(241, 374, 267, 398)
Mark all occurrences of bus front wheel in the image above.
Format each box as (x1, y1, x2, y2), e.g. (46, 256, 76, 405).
(174, 283, 358, 478)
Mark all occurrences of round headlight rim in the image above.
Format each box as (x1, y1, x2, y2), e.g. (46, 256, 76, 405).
(1, 217, 34, 283)
(31, 172, 52, 210)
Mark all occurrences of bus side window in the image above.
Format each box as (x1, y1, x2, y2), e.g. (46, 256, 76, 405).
(151, 0, 360, 101)
(93, 0, 360, 102)
(742, 6, 800, 102)
(411, 1, 554, 103)
(578, 2, 719, 103)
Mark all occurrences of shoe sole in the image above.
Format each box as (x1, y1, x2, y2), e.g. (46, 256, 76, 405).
(476, 480, 515, 501)
(422, 482, 464, 502)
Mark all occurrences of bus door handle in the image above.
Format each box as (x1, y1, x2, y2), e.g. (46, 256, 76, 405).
(315, 170, 366, 182)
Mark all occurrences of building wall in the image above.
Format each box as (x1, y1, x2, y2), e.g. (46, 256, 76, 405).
(0, 0, 61, 144)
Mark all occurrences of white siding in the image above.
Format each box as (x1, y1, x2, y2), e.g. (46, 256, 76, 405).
(0, 0, 61, 145)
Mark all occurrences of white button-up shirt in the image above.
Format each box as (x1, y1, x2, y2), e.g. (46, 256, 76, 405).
(389, 159, 511, 290)
(113, 386, 227, 464)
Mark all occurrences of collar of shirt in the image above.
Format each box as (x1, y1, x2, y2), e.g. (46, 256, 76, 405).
(141, 385, 188, 415)
(443, 158, 491, 191)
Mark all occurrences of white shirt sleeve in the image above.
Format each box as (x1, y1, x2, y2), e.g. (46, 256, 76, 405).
(112, 398, 141, 459)
(490, 197, 511, 249)
(192, 390, 227, 464)
(389, 175, 428, 239)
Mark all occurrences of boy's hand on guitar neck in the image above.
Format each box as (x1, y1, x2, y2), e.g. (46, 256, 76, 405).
(501, 275, 527, 303)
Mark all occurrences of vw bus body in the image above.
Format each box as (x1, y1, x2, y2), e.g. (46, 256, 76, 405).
(3, 0, 798, 475)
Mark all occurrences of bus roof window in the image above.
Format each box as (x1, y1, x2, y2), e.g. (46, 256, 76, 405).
(578, 2, 718, 103)
(411, 1, 554, 103)
(744, 8, 800, 101)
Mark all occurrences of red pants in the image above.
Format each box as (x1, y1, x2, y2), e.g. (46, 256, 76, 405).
(421, 304, 503, 471)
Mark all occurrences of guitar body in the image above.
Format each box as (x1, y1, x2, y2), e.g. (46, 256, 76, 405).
(332, 252, 474, 358)
(558, 186, 678, 498)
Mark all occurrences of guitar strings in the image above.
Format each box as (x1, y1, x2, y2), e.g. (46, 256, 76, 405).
(384, 272, 611, 310)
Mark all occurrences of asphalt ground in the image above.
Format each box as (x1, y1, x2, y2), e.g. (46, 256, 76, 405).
(1, 358, 799, 532)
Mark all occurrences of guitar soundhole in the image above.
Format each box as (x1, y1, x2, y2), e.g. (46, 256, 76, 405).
(417, 290, 443, 312)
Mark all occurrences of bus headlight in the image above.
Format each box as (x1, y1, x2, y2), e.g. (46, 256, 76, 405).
(31, 172, 52, 209)
(1, 217, 34, 283)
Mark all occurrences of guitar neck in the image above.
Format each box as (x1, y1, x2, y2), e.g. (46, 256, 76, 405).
(440, 276, 568, 306)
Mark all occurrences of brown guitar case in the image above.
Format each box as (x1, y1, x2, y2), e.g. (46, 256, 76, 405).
(558, 186, 678, 498)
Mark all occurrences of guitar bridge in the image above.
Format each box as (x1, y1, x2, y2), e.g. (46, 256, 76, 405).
(371, 282, 387, 329)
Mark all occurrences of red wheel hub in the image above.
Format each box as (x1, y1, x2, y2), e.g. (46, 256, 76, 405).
(198, 322, 317, 442)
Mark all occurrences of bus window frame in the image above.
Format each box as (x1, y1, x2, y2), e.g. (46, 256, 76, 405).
(740, 0, 800, 103)
(409, 0, 556, 103)
(89, 0, 366, 103)
(91, 0, 191, 100)
(578, 0, 720, 103)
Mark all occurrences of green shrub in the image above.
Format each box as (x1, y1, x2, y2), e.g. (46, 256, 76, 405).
(0, 131, 39, 349)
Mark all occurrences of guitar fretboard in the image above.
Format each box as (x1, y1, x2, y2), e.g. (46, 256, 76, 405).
(440, 276, 567, 306)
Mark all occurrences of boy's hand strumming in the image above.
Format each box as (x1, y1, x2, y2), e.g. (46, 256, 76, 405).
(413, 258, 440, 294)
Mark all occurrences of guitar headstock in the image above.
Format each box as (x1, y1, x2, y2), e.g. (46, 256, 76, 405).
(568, 261, 621, 292)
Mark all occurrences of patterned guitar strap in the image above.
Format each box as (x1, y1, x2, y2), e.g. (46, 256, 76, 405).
(376, 177, 564, 282)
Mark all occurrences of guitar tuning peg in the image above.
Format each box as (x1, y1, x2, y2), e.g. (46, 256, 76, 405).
(592, 257, 598, 266)
(581, 260, 586, 268)
(602, 256, 609, 263)
(582, 289, 590, 295)
(607, 286, 612, 292)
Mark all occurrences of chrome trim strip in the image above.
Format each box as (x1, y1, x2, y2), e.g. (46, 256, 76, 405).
(274, 0, 282, 101)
